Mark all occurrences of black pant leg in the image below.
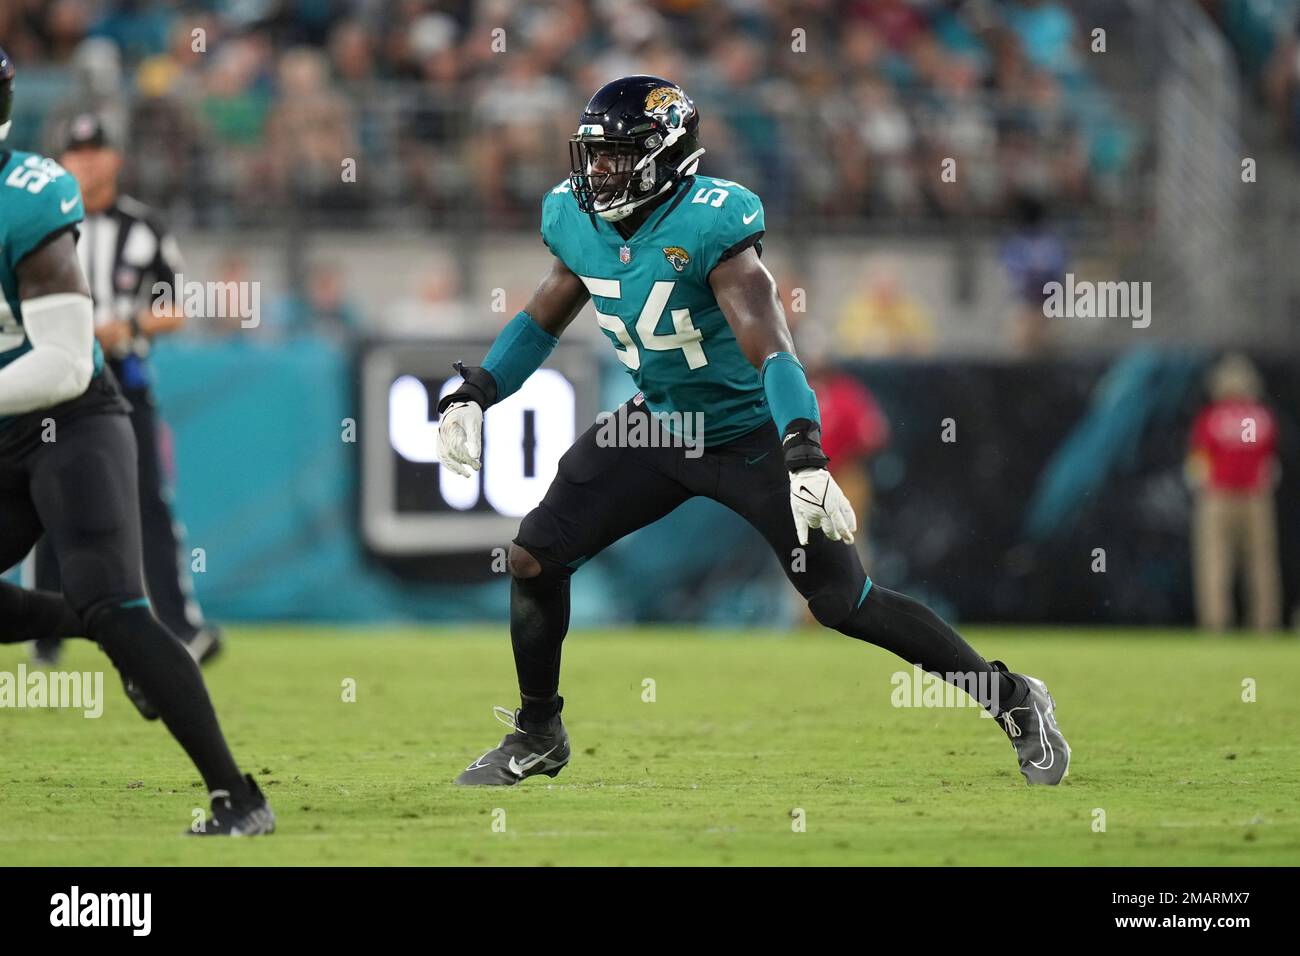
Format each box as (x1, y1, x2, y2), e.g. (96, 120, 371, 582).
(33, 535, 60, 591)
(514, 401, 695, 570)
(25, 409, 247, 794)
(30, 517, 65, 655)
(706, 423, 1005, 702)
(0, 457, 83, 644)
(0, 458, 43, 578)
(26, 412, 146, 615)
(510, 401, 694, 718)
(127, 389, 202, 641)
(703, 422, 870, 614)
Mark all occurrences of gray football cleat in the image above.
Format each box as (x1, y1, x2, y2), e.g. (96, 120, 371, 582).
(991, 662, 1070, 785)
(455, 704, 571, 786)
(186, 774, 275, 837)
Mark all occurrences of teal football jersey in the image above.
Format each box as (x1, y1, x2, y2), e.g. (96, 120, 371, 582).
(0, 149, 100, 430)
(542, 174, 770, 446)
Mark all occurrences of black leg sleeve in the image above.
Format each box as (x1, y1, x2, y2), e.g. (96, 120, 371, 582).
(844, 585, 1015, 709)
(707, 426, 1015, 711)
(89, 603, 247, 797)
(509, 566, 571, 725)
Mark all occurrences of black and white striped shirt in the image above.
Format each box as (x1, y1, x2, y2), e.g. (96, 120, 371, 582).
(76, 194, 183, 392)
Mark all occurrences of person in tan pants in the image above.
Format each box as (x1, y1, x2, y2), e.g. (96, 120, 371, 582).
(1188, 355, 1282, 633)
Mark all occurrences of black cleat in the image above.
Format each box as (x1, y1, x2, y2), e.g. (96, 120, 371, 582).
(187, 774, 276, 836)
(455, 704, 571, 786)
(990, 661, 1070, 785)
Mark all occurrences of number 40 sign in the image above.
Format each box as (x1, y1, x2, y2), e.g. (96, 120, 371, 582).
(388, 369, 575, 517)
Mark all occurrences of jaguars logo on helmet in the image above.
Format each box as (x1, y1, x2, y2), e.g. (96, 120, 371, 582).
(569, 75, 704, 225)
(644, 86, 690, 130)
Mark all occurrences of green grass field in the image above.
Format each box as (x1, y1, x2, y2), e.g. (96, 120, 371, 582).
(1, 627, 1297, 866)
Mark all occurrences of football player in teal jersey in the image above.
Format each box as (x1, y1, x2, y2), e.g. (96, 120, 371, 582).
(0, 48, 273, 835)
(442, 76, 1070, 787)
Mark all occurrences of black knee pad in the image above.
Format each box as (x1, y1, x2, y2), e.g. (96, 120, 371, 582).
(515, 503, 562, 561)
(509, 539, 571, 587)
(807, 586, 856, 629)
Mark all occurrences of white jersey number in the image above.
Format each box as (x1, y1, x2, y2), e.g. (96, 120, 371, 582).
(5, 156, 67, 195)
(578, 276, 707, 372)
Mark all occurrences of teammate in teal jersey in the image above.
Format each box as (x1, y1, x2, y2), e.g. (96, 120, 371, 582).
(441, 76, 1070, 787)
(0, 48, 273, 835)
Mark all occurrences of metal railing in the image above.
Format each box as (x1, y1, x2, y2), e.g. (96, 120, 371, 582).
(1148, 0, 1248, 348)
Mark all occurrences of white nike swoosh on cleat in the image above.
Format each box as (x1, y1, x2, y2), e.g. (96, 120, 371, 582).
(1029, 702, 1054, 770)
(508, 746, 558, 777)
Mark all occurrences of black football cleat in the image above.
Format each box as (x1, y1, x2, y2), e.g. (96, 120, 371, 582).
(990, 661, 1070, 785)
(455, 704, 571, 786)
(187, 774, 276, 836)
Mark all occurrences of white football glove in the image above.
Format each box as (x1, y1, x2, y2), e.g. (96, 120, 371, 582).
(435, 401, 483, 477)
(789, 468, 857, 546)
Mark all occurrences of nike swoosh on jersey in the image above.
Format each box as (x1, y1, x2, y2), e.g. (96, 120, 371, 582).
(742, 210, 759, 224)
(60, 196, 78, 214)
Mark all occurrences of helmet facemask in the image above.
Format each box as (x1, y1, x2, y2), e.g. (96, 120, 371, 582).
(569, 126, 700, 222)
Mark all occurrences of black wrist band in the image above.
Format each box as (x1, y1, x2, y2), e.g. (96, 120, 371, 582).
(782, 418, 830, 473)
(436, 361, 499, 415)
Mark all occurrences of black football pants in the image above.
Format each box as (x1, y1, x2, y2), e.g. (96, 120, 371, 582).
(0, 405, 245, 795)
(33, 386, 204, 644)
(508, 400, 1003, 720)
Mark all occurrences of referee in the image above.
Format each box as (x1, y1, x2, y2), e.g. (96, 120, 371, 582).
(31, 113, 222, 666)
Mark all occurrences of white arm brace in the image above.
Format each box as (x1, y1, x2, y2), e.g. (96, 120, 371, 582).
(0, 293, 95, 416)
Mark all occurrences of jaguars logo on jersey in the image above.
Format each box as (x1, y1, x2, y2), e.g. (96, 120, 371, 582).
(662, 246, 690, 273)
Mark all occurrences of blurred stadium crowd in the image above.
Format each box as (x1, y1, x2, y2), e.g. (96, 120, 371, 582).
(3, 0, 1142, 228)
(2, 3, 1293, 628)
(1205, 0, 1300, 146)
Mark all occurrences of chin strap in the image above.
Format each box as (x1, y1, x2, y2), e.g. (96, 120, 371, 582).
(594, 145, 706, 223)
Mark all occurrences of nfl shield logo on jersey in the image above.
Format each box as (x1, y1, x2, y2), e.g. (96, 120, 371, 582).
(619, 245, 632, 264)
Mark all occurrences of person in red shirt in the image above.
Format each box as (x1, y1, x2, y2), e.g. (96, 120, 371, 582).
(805, 353, 891, 569)
(1187, 354, 1282, 632)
